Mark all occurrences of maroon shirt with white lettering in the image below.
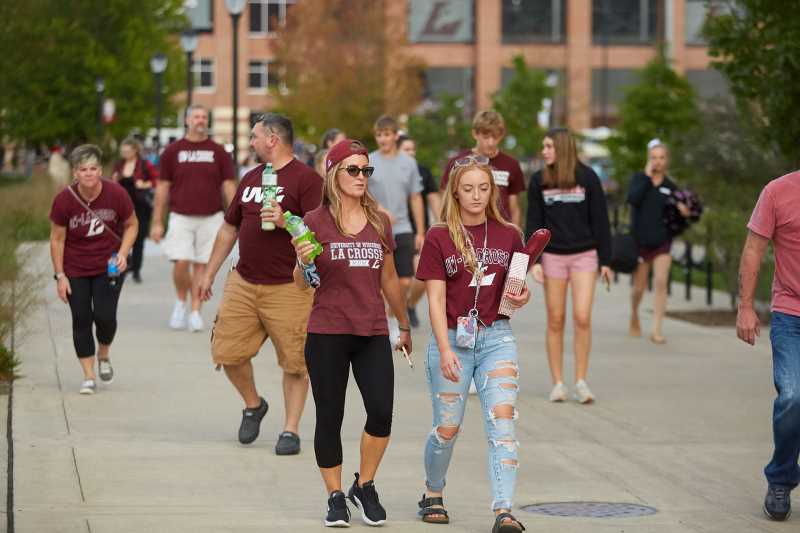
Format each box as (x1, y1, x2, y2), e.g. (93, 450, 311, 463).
(440, 150, 526, 221)
(416, 219, 525, 329)
(49, 180, 134, 278)
(159, 138, 235, 216)
(304, 207, 396, 336)
(225, 159, 322, 284)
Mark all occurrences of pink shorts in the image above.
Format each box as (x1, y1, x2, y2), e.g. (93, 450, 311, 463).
(541, 250, 598, 280)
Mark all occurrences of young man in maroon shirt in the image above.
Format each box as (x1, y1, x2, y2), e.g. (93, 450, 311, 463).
(150, 105, 237, 333)
(199, 113, 322, 455)
(440, 110, 526, 228)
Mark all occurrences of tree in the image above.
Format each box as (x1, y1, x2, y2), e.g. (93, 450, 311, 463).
(705, 0, 800, 166)
(670, 99, 792, 306)
(407, 94, 473, 181)
(273, 0, 423, 145)
(607, 51, 699, 183)
(491, 55, 552, 160)
(0, 0, 187, 147)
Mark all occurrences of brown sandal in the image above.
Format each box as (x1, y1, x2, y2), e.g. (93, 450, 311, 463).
(418, 494, 449, 524)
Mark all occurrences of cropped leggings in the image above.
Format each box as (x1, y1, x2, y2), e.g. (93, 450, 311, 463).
(304, 333, 395, 468)
(66, 274, 124, 358)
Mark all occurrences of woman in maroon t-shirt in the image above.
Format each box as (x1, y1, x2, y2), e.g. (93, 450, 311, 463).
(111, 137, 157, 283)
(415, 155, 530, 532)
(49, 145, 137, 396)
(292, 139, 411, 527)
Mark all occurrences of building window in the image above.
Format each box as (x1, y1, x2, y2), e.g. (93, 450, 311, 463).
(591, 68, 640, 125)
(421, 67, 475, 113)
(592, 0, 660, 45)
(248, 61, 267, 90)
(249, 0, 294, 34)
(184, 0, 213, 32)
(686, 69, 730, 100)
(685, 0, 733, 45)
(408, 0, 474, 43)
(502, 0, 566, 43)
(193, 58, 215, 90)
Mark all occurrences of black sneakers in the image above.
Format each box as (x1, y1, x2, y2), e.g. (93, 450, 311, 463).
(238, 397, 268, 444)
(764, 484, 792, 521)
(275, 431, 301, 455)
(347, 472, 386, 526)
(325, 490, 351, 527)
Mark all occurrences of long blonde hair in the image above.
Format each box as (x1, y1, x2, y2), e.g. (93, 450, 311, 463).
(437, 162, 510, 275)
(542, 127, 578, 189)
(323, 159, 389, 250)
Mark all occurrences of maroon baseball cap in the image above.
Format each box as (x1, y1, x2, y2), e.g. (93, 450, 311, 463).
(325, 139, 369, 172)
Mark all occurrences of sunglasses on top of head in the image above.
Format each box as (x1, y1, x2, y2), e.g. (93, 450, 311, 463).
(453, 154, 490, 167)
(339, 165, 375, 178)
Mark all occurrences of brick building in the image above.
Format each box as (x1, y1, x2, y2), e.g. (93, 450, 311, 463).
(182, 0, 727, 160)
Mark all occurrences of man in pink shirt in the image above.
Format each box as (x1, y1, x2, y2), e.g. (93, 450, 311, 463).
(737, 170, 800, 522)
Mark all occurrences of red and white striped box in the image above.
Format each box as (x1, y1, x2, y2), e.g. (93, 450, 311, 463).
(498, 252, 529, 317)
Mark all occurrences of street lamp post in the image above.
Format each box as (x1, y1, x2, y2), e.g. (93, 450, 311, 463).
(95, 77, 105, 141)
(180, 30, 198, 112)
(149, 53, 168, 154)
(225, 0, 246, 170)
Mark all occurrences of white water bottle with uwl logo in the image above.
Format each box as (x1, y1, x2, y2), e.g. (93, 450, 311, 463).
(261, 163, 278, 231)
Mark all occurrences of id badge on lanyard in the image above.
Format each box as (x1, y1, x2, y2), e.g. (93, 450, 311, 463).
(455, 221, 488, 349)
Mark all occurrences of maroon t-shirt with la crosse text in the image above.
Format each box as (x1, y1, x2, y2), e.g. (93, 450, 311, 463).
(416, 219, 525, 329)
(304, 207, 396, 336)
(49, 180, 134, 278)
(226, 159, 322, 285)
(159, 137, 235, 216)
(440, 150, 526, 221)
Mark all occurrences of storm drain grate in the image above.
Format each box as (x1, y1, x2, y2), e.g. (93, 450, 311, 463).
(520, 502, 658, 518)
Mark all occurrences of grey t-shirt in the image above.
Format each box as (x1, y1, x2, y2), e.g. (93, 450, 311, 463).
(368, 150, 423, 235)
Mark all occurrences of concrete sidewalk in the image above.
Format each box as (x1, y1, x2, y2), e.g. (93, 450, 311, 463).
(12, 242, 788, 532)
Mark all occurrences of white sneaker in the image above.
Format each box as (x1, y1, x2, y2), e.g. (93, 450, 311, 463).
(188, 311, 204, 332)
(574, 380, 595, 404)
(98, 359, 114, 383)
(169, 300, 187, 330)
(549, 382, 567, 402)
(387, 316, 400, 348)
(469, 380, 478, 394)
(79, 379, 97, 395)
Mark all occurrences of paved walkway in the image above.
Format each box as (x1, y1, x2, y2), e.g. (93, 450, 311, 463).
(11, 242, 788, 532)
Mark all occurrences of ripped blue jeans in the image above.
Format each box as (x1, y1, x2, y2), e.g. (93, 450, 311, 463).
(424, 319, 519, 511)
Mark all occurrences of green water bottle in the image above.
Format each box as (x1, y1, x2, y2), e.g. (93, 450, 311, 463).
(261, 163, 278, 231)
(284, 211, 322, 260)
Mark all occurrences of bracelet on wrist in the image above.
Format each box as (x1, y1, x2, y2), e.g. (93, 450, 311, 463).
(398, 325, 411, 332)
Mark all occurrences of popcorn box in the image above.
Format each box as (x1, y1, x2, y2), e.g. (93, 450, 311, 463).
(498, 252, 529, 316)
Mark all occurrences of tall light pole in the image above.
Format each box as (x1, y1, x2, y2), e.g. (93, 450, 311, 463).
(95, 76, 105, 141)
(225, 0, 246, 170)
(149, 53, 168, 154)
(180, 30, 198, 113)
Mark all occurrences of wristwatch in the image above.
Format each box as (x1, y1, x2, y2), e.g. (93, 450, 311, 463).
(53, 272, 65, 281)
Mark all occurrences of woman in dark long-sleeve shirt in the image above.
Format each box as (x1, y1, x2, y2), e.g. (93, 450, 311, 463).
(627, 140, 689, 344)
(526, 128, 612, 404)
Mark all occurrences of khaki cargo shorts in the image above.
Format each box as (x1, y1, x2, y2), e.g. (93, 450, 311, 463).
(211, 270, 313, 375)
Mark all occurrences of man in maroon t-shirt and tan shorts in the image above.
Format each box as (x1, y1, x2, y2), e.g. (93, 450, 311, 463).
(199, 113, 322, 455)
(151, 105, 236, 333)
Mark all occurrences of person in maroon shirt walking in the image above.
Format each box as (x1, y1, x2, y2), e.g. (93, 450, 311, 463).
(151, 105, 236, 333)
(417, 154, 530, 532)
(199, 113, 322, 455)
(440, 111, 526, 227)
(49, 145, 138, 395)
(292, 139, 411, 527)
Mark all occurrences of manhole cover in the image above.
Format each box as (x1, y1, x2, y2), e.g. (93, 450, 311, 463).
(520, 502, 657, 518)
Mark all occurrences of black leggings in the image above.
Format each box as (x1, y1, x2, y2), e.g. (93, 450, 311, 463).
(131, 202, 151, 275)
(67, 274, 124, 358)
(305, 333, 395, 468)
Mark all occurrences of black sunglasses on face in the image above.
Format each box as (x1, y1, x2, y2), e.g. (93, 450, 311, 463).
(339, 165, 375, 178)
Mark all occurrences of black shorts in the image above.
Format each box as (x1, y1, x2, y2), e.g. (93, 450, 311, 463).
(393, 232, 415, 278)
